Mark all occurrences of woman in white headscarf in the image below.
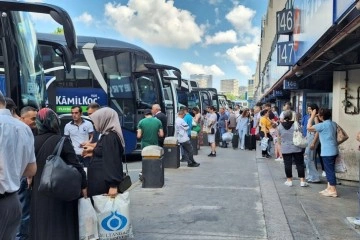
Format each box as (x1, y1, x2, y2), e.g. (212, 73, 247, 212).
(87, 107, 125, 197)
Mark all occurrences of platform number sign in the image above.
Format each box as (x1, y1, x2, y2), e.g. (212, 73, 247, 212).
(276, 9, 294, 35)
(277, 41, 294, 66)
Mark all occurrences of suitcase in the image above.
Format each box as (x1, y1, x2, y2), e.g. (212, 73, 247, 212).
(232, 133, 239, 149)
(245, 134, 256, 150)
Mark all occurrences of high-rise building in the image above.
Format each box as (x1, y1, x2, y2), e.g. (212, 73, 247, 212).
(190, 74, 212, 88)
(220, 79, 239, 96)
(247, 75, 255, 100)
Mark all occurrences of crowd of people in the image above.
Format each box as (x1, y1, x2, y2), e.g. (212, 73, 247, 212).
(0, 92, 351, 239)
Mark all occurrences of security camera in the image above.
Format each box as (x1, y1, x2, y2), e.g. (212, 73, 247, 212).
(295, 70, 303, 77)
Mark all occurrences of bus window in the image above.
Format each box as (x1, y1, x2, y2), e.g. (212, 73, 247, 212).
(137, 75, 157, 107)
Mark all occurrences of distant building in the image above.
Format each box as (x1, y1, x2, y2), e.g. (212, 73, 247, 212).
(220, 79, 239, 96)
(190, 74, 212, 88)
(247, 75, 255, 100)
(238, 86, 247, 100)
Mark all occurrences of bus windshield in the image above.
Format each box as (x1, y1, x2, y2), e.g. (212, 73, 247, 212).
(0, 11, 44, 108)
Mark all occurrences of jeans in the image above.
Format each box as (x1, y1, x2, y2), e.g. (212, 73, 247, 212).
(283, 152, 305, 178)
(16, 177, 31, 240)
(219, 127, 227, 147)
(322, 155, 337, 186)
(304, 133, 320, 181)
(238, 128, 247, 149)
(180, 140, 196, 164)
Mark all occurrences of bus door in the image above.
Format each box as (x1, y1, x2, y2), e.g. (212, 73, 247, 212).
(107, 73, 138, 154)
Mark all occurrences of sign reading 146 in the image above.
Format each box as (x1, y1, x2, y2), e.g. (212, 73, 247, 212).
(276, 9, 293, 35)
(277, 41, 295, 66)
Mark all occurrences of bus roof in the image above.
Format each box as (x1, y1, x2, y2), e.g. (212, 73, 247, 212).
(37, 32, 154, 62)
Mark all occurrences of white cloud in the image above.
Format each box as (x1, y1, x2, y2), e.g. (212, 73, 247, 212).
(236, 65, 252, 76)
(204, 30, 237, 45)
(74, 12, 94, 26)
(226, 43, 259, 77)
(226, 5, 256, 36)
(180, 62, 225, 77)
(30, 13, 53, 22)
(104, 0, 204, 49)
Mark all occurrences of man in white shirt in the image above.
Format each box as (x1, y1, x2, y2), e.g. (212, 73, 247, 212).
(64, 105, 94, 167)
(0, 93, 37, 240)
(175, 110, 200, 167)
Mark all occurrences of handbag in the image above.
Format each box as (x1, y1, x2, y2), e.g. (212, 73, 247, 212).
(38, 137, 82, 201)
(192, 124, 201, 133)
(118, 155, 132, 193)
(292, 121, 307, 148)
(210, 127, 215, 134)
(336, 123, 349, 145)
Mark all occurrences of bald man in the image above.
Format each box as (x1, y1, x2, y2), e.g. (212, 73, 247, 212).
(151, 104, 167, 147)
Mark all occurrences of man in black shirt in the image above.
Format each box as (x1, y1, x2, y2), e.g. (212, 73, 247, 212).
(152, 104, 167, 147)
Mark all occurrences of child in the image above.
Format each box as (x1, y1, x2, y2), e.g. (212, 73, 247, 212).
(270, 122, 283, 162)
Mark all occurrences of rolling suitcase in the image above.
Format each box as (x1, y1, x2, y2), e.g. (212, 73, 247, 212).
(245, 134, 256, 150)
(232, 133, 239, 149)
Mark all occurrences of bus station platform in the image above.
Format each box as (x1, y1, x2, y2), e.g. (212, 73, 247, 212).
(126, 146, 360, 240)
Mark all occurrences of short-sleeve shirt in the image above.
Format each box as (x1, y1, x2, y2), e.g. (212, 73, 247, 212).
(64, 119, 94, 155)
(137, 117, 163, 148)
(313, 120, 338, 156)
(183, 113, 193, 136)
(207, 112, 217, 133)
(218, 113, 229, 128)
(0, 109, 36, 194)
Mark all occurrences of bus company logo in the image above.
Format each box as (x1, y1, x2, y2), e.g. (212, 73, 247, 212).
(101, 211, 127, 231)
(56, 96, 100, 105)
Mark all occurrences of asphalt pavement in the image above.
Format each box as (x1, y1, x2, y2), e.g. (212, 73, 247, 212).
(125, 144, 360, 240)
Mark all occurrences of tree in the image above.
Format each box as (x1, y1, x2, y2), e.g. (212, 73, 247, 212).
(53, 27, 64, 35)
(225, 93, 236, 101)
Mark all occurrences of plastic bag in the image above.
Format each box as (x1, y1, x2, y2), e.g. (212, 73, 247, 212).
(79, 198, 99, 240)
(93, 192, 134, 239)
(222, 132, 233, 142)
(335, 154, 347, 173)
(292, 121, 307, 148)
(261, 137, 269, 151)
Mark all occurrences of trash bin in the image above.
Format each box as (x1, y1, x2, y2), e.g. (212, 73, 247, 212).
(141, 145, 164, 188)
(163, 137, 180, 168)
(190, 131, 198, 155)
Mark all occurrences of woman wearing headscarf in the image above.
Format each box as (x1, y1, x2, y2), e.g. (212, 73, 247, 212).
(307, 108, 338, 197)
(87, 107, 125, 197)
(278, 110, 308, 187)
(30, 108, 87, 240)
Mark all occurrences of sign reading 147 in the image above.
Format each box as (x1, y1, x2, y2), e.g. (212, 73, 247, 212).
(277, 41, 295, 66)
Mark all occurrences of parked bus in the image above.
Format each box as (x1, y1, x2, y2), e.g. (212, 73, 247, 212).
(37, 33, 181, 154)
(0, 1, 76, 110)
(232, 100, 249, 109)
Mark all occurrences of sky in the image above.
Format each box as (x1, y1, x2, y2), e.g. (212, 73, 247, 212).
(28, 0, 268, 89)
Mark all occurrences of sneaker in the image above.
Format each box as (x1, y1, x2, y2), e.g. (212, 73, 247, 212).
(308, 179, 321, 183)
(322, 171, 326, 177)
(275, 157, 283, 162)
(139, 172, 143, 181)
(188, 162, 200, 167)
(208, 153, 216, 157)
(284, 181, 293, 187)
(353, 219, 360, 226)
(180, 158, 187, 162)
(265, 154, 271, 158)
(240, 147, 244, 150)
(300, 182, 309, 187)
